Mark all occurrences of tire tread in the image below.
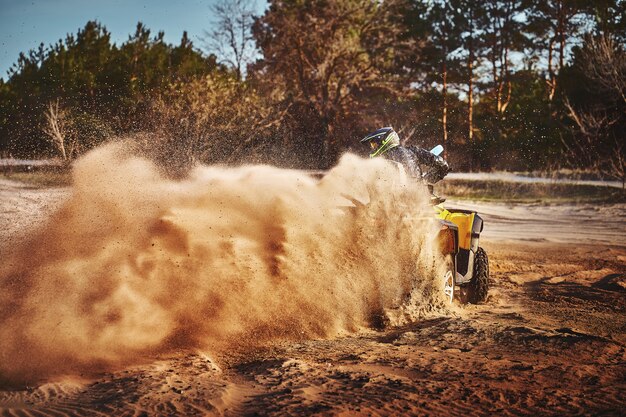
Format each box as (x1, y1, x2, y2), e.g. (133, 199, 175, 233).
(467, 247, 489, 304)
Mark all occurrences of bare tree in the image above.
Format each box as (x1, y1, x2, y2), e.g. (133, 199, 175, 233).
(607, 138, 626, 189)
(42, 99, 68, 160)
(580, 34, 626, 104)
(203, 0, 257, 80)
(563, 98, 624, 188)
(150, 73, 288, 169)
(561, 33, 626, 188)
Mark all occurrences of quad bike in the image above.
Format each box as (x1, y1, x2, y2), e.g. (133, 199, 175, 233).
(435, 203, 489, 304)
(372, 142, 490, 304)
(428, 146, 490, 304)
(324, 143, 490, 305)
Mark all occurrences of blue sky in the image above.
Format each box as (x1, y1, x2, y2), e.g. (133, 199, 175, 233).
(0, 0, 267, 78)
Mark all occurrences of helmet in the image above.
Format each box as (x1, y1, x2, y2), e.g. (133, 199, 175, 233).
(360, 127, 399, 157)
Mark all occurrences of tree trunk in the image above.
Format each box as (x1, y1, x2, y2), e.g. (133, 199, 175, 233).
(499, 6, 512, 115)
(442, 59, 448, 159)
(320, 114, 335, 169)
(558, 0, 565, 73)
(549, 0, 566, 102)
(467, 10, 474, 171)
(491, 14, 499, 114)
(43, 100, 68, 160)
(547, 38, 556, 101)
(468, 58, 473, 145)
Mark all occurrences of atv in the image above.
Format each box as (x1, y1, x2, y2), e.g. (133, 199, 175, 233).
(428, 146, 489, 304)
(435, 203, 489, 304)
(326, 140, 490, 305)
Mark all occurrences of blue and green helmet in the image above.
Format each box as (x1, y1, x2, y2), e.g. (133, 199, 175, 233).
(361, 127, 400, 158)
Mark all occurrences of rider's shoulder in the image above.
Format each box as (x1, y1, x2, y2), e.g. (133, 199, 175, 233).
(402, 145, 429, 158)
(387, 145, 410, 158)
(405, 144, 427, 152)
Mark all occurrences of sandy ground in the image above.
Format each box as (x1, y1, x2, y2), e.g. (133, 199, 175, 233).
(0, 179, 69, 251)
(1, 180, 625, 416)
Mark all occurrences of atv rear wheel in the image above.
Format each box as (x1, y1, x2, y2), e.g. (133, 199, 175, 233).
(467, 247, 489, 304)
(442, 255, 455, 304)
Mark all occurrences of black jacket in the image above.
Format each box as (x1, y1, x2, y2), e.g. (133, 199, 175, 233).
(385, 145, 450, 184)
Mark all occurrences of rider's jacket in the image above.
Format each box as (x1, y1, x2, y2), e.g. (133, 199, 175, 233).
(385, 145, 450, 185)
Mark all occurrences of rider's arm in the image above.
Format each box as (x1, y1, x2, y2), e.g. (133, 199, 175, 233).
(408, 146, 451, 182)
(412, 147, 438, 165)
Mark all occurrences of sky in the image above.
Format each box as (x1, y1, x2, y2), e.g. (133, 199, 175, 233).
(0, 0, 267, 78)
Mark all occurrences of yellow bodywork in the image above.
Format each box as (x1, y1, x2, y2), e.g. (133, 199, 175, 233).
(434, 205, 475, 250)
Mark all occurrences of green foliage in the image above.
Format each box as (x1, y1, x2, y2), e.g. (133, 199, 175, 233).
(252, 0, 413, 167)
(0, 21, 220, 159)
(0, 1, 624, 176)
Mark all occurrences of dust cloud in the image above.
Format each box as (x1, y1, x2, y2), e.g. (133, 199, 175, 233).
(0, 142, 445, 384)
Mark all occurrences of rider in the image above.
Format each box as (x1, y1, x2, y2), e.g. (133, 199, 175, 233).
(361, 126, 450, 204)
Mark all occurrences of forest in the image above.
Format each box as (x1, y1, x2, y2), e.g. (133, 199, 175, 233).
(0, 0, 624, 182)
